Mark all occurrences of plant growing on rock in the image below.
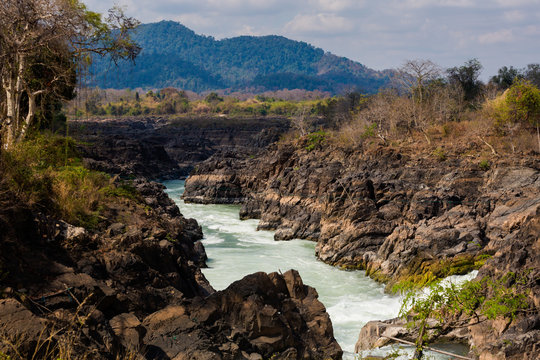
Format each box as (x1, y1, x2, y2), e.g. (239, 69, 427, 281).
(305, 130, 327, 152)
(399, 272, 531, 359)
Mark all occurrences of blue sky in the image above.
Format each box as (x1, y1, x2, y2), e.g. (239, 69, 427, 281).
(84, 0, 540, 79)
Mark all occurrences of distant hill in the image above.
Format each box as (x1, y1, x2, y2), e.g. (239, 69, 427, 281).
(89, 21, 391, 94)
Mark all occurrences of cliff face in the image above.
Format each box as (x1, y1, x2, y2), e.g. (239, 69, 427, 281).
(183, 142, 540, 359)
(70, 116, 289, 180)
(0, 176, 341, 359)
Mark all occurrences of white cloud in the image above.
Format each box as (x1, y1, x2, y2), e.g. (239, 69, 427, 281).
(396, 0, 475, 8)
(495, 0, 540, 7)
(503, 10, 527, 22)
(233, 25, 263, 36)
(523, 25, 540, 35)
(310, 0, 366, 12)
(477, 29, 514, 44)
(284, 13, 355, 35)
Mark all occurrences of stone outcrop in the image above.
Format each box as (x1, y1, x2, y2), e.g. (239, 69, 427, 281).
(0, 175, 340, 359)
(183, 141, 540, 359)
(141, 270, 342, 360)
(70, 116, 289, 179)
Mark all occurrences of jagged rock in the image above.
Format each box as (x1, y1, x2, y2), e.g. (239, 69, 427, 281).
(183, 143, 540, 359)
(141, 270, 341, 360)
(109, 313, 145, 350)
(0, 175, 340, 360)
(0, 299, 47, 349)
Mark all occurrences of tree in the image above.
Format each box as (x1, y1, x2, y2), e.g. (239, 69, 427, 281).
(0, 0, 140, 149)
(395, 59, 442, 138)
(504, 80, 540, 152)
(399, 272, 530, 360)
(447, 59, 484, 103)
(524, 63, 540, 88)
(490, 66, 523, 90)
(397, 59, 441, 104)
(205, 92, 223, 103)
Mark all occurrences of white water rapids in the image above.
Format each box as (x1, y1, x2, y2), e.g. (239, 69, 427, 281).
(164, 180, 475, 359)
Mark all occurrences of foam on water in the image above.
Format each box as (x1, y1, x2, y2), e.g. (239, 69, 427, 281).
(163, 180, 474, 359)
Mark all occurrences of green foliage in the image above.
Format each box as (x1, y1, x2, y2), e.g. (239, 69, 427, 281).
(479, 160, 490, 171)
(432, 147, 446, 161)
(89, 21, 390, 93)
(205, 92, 223, 103)
(361, 123, 377, 138)
(399, 272, 531, 346)
(490, 66, 523, 90)
(504, 80, 540, 126)
(491, 80, 540, 132)
(389, 254, 488, 292)
(0, 134, 139, 229)
(101, 182, 138, 200)
(447, 58, 484, 103)
(305, 130, 327, 151)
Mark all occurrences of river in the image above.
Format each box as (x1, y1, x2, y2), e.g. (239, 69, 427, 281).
(164, 180, 473, 359)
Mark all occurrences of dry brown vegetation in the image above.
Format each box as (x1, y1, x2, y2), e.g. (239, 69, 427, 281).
(293, 80, 540, 166)
(0, 134, 140, 229)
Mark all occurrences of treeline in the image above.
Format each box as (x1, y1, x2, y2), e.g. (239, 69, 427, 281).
(68, 87, 357, 120)
(88, 20, 390, 93)
(290, 59, 540, 155)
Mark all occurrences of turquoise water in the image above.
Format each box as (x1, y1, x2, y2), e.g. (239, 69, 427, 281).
(163, 180, 473, 359)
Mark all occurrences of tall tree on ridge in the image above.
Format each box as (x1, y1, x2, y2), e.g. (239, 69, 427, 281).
(0, 0, 140, 149)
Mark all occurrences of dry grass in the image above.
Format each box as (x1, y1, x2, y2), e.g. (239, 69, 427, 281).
(322, 88, 539, 162)
(0, 134, 138, 229)
(0, 292, 144, 360)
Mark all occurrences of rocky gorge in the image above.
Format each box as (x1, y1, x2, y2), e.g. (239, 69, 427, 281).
(183, 138, 540, 359)
(2, 114, 538, 360)
(0, 177, 342, 359)
(0, 115, 344, 360)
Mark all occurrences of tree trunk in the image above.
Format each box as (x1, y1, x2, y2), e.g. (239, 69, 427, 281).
(1, 54, 32, 149)
(2, 76, 16, 149)
(534, 122, 540, 153)
(16, 91, 39, 143)
(413, 319, 426, 359)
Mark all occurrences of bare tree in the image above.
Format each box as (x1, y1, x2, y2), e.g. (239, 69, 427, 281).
(397, 59, 442, 103)
(291, 105, 312, 136)
(393, 59, 442, 140)
(0, 0, 140, 149)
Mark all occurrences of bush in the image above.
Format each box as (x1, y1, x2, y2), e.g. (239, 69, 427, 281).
(491, 80, 540, 129)
(0, 134, 137, 229)
(479, 159, 490, 171)
(305, 130, 327, 152)
(432, 147, 447, 161)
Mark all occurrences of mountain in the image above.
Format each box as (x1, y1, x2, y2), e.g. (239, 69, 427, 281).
(89, 21, 391, 94)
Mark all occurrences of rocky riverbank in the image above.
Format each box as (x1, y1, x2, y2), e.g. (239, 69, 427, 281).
(0, 175, 341, 359)
(70, 115, 289, 180)
(183, 140, 540, 359)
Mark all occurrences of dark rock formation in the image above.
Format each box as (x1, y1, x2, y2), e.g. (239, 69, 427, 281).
(183, 142, 540, 359)
(141, 270, 342, 360)
(0, 175, 341, 359)
(70, 116, 289, 180)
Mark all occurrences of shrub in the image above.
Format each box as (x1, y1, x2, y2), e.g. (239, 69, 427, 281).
(479, 159, 490, 171)
(505, 80, 540, 125)
(305, 130, 327, 152)
(490, 81, 540, 132)
(432, 147, 447, 161)
(0, 134, 137, 229)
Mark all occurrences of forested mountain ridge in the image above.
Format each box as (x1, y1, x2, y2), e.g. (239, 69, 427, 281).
(89, 21, 391, 93)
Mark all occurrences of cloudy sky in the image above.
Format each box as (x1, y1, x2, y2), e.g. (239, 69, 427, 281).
(84, 0, 540, 79)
